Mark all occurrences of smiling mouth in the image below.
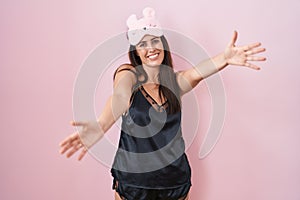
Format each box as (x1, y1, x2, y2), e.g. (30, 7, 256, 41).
(147, 53, 159, 59)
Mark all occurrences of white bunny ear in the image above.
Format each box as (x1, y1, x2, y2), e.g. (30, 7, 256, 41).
(143, 7, 155, 18)
(126, 14, 137, 28)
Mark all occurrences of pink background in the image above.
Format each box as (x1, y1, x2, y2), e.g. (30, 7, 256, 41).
(1, 0, 299, 199)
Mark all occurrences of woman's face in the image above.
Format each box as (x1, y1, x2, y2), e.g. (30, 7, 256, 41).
(135, 35, 165, 67)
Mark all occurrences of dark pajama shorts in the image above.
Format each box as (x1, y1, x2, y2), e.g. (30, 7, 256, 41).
(113, 179, 191, 200)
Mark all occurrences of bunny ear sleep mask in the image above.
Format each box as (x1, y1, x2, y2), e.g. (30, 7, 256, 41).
(126, 7, 164, 46)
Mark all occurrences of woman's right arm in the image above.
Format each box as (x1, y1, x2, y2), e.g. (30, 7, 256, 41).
(98, 64, 136, 133)
(59, 64, 136, 161)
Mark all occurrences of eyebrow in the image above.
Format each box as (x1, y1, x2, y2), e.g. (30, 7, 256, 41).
(138, 37, 159, 44)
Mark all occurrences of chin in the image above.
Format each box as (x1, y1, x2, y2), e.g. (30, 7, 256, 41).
(145, 61, 163, 67)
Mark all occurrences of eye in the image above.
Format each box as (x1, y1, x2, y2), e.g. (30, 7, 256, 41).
(152, 39, 160, 44)
(138, 43, 145, 48)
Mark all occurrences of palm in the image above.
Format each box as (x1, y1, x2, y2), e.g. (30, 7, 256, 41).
(78, 121, 104, 148)
(59, 121, 104, 161)
(224, 31, 266, 70)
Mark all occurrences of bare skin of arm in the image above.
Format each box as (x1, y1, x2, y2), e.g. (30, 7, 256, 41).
(59, 64, 136, 161)
(177, 31, 266, 94)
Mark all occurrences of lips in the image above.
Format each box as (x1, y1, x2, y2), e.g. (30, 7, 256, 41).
(147, 53, 159, 60)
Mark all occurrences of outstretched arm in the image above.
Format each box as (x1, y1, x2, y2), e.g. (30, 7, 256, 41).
(177, 31, 266, 94)
(59, 64, 136, 161)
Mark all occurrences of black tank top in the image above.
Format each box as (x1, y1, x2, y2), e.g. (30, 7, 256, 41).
(111, 83, 191, 189)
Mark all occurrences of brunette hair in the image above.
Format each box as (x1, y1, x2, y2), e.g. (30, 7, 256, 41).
(127, 35, 181, 114)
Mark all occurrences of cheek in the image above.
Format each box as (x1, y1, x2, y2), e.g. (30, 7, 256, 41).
(160, 51, 165, 60)
(156, 43, 164, 51)
(136, 49, 146, 58)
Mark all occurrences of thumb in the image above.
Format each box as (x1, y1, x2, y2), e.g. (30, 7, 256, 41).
(228, 30, 238, 47)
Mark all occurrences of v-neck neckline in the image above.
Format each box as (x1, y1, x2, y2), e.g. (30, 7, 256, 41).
(139, 85, 168, 111)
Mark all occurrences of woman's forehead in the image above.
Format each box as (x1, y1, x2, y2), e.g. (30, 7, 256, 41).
(139, 35, 160, 42)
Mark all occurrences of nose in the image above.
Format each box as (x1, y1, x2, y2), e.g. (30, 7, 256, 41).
(146, 41, 155, 50)
(147, 47, 155, 53)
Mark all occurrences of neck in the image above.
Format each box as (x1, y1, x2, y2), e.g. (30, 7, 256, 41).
(142, 64, 160, 84)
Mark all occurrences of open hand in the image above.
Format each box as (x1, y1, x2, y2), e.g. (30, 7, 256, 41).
(59, 120, 104, 161)
(224, 30, 266, 70)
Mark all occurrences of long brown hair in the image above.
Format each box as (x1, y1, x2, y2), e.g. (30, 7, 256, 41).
(128, 35, 181, 114)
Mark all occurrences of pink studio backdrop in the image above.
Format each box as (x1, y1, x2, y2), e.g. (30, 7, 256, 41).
(1, 0, 299, 200)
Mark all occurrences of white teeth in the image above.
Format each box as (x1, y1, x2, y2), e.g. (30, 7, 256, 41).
(148, 53, 158, 59)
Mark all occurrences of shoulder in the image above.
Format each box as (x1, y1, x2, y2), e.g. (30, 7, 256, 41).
(175, 70, 184, 85)
(116, 63, 136, 72)
(113, 64, 137, 86)
(113, 64, 136, 79)
(116, 63, 135, 72)
(175, 70, 191, 96)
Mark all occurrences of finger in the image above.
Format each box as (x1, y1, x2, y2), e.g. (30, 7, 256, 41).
(59, 142, 72, 154)
(61, 139, 83, 155)
(60, 132, 83, 155)
(242, 42, 261, 51)
(66, 145, 81, 158)
(60, 137, 80, 153)
(245, 48, 266, 55)
(228, 30, 238, 47)
(59, 132, 78, 147)
(78, 148, 88, 161)
(71, 138, 81, 146)
(246, 56, 267, 61)
(245, 62, 261, 70)
(70, 121, 87, 126)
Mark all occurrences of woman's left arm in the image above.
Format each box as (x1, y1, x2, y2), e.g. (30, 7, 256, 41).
(177, 31, 266, 94)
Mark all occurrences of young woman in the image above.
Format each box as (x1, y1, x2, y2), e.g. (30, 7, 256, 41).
(59, 7, 266, 200)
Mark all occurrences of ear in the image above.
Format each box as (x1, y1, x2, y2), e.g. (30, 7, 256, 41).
(143, 7, 155, 18)
(126, 14, 138, 29)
